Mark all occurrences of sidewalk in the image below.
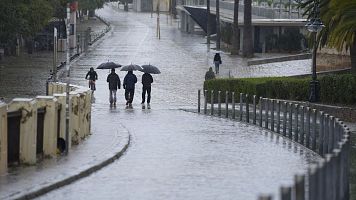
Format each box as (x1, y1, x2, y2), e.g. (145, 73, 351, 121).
(0, 103, 130, 200)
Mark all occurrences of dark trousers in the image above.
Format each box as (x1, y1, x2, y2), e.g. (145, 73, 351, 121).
(141, 86, 151, 103)
(125, 89, 135, 104)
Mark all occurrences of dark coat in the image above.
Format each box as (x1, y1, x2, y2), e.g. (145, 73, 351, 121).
(205, 69, 215, 80)
(123, 72, 137, 90)
(106, 73, 120, 90)
(214, 53, 222, 64)
(85, 70, 98, 80)
(142, 73, 153, 87)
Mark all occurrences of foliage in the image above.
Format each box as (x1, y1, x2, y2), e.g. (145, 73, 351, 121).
(204, 75, 356, 105)
(78, 0, 106, 11)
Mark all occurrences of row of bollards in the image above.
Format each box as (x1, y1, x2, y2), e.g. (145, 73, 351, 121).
(197, 90, 351, 200)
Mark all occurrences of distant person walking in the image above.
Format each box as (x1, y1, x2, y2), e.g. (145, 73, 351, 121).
(106, 68, 121, 107)
(85, 67, 98, 91)
(205, 67, 215, 80)
(213, 53, 222, 74)
(123, 70, 137, 108)
(141, 72, 153, 109)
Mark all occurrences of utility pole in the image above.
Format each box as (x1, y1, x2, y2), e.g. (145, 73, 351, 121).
(53, 27, 58, 82)
(157, 1, 161, 39)
(216, 0, 221, 50)
(207, 0, 211, 48)
(65, 3, 71, 155)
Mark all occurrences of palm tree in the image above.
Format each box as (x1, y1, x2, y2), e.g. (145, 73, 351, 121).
(231, 0, 240, 55)
(301, 0, 356, 73)
(242, 0, 253, 57)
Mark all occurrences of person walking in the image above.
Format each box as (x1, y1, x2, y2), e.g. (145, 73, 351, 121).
(213, 53, 222, 74)
(85, 67, 98, 91)
(141, 72, 153, 109)
(106, 68, 121, 107)
(123, 70, 137, 108)
(205, 67, 215, 80)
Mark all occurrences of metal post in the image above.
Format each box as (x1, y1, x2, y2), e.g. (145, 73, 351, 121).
(245, 94, 249, 123)
(207, 0, 211, 46)
(329, 116, 335, 152)
(232, 92, 235, 119)
(319, 111, 325, 155)
(271, 99, 275, 131)
(308, 164, 318, 200)
(325, 154, 333, 200)
(323, 114, 329, 155)
(216, 0, 221, 50)
(312, 109, 317, 151)
(295, 174, 305, 200)
(318, 159, 326, 200)
(333, 149, 341, 200)
(211, 90, 214, 115)
(53, 27, 58, 82)
(276, 100, 280, 133)
(283, 102, 287, 136)
(225, 91, 229, 118)
(280, 186, 292, 200)
(65, 4, 71, 155)
(306, 107, 311, 148)
(259, 97, 263, 127)
(294, 104, 299, 142)
(265, 98, 269, 129)
(204, 90, 207, 114)
(240, 93, 243, 121)
(258, 195, 272, 200)
(198, 90, 201, 113)
(288, 103, 293, 139)
(218, 91, 221, 116)
(253, 95, 257, 124)
(300, 106, 305, 145)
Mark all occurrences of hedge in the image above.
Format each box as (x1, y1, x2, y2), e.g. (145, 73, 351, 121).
(203, 75, 356, 105)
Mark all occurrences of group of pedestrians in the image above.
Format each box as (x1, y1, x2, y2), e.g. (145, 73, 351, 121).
(86, 68, 153, 109)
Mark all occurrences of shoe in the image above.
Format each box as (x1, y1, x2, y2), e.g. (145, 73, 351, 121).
(147, 103, 151, 109)
(126, 102, 129, 106)
(141, 103, 145, 109)
(114, 102, 116, 107)
(129, 103, 133, 109)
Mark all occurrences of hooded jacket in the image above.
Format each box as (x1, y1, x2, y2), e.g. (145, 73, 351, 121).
(107, 72, 120, 90)
(123, 71, 137, 90)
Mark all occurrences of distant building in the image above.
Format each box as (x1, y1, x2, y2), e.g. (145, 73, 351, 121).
(133, 0, 170, 12)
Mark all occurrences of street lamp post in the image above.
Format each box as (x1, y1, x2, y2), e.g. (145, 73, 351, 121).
(305, 0, 324, 103)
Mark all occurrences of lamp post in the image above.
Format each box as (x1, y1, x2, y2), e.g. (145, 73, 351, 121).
(305, 0, 324, 103)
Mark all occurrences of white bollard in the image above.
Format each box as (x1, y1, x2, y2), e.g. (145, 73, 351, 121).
(8, 98, 37, 165)
(0, 103, 7, 175)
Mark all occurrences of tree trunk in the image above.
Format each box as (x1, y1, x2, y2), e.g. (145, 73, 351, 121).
(242, 0, 253, 58)
(231, 0, 240, 55)
(350, 37, 356, 74)
(216, 0, 221, 50)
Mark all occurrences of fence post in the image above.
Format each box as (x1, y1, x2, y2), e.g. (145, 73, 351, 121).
(312, 109, 317, 151)
(325, 154, 333, 200)
(295, 174, 305, 200)
(198, 90, 201, 113)
(280, 186, 292, 200)
(308, 164, 318, 200)
(218, 91, 221, 116)
(265, 98, 269, 129)
(277, 100, 280, 133)
(253, 95, 257, 124)
(258, 195, 272, 200)
(271, 99, 275, 131)
(306, 107, 311, 148)
(323, 114, 329, 155)
(329, 116, 335, 152)
(0, 103, 7, 175)
(288, 103, 293, 139)
(300, 106, 305, 145)
(232, 92, 235, 119)
(225, 91, 229, 118)
(318, 159, 326, 200)
(245, 94, 249, 123)
(283, 102, 287, 136)
(204, 90, 207, 114)
(294, 104, 299, 142)
(210, 90, 214, 116)
(259, 97, 263, 127)
(239, 93, 243, 121)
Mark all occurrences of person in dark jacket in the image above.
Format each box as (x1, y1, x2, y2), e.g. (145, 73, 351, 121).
(141, 72, 153, 109)
(85, 67, 98, 90)
(205, 67, 215, 80)
(106, 68, 121, 107)
(213, 53, 222, 74)
(123, 70, 137, 108)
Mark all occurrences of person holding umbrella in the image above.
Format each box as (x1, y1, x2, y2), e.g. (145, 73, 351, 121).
(141, 72, 153, 109)
(106, 68, 121, 107)
(123, 70, 137, 108)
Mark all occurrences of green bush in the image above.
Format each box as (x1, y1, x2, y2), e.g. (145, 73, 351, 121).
(204, 75, 356, 105)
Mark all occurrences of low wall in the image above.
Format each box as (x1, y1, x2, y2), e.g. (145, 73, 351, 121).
(198, 90, 351, 200)
(247, 53, 311, 66)
(0, 82, 92, 175)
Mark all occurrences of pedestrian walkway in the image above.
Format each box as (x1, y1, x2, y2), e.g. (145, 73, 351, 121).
(0, 103, 130, 200)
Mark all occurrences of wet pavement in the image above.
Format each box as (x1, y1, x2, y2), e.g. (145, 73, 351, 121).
(30, 4, 320, 200)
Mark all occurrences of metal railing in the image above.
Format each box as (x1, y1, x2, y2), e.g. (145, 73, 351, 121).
(198, 90, 350, 200)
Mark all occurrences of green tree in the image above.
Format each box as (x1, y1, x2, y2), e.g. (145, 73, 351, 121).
(302, 0, 356, 73)
(78, 0, 105, 16)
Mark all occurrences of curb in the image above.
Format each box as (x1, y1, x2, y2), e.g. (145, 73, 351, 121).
(13, 133, 131, 200)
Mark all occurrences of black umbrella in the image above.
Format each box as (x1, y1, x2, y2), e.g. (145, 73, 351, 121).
(97, 62, 121, 69)
(120, 64, 142, 71)
(140, 64, 161, 74)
